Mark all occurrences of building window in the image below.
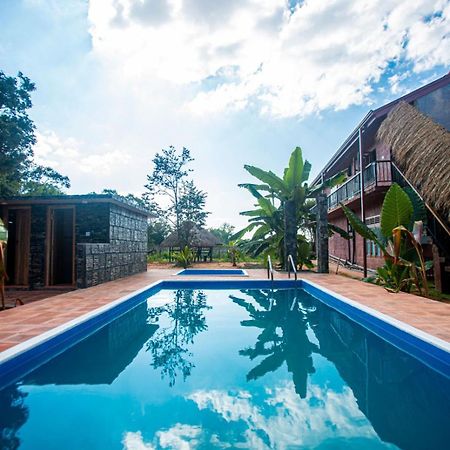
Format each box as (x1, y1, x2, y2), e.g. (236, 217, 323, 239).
(365, 216, 382, 257)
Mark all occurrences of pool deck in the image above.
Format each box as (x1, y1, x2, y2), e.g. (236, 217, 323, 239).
(1, 268, 449, 353)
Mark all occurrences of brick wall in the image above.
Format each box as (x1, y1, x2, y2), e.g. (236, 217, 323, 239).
(329, 198, 385, 270)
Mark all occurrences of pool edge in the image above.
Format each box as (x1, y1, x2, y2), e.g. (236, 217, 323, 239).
(1, 277, 448, 388)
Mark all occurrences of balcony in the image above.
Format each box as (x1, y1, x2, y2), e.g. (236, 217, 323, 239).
(328, 160, 392, 209)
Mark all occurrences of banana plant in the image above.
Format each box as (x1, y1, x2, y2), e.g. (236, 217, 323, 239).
(237, 147, 346, 269)
(341, 183, 430, 295)
(173, 246, 194, 269)
(227, 241, 241, 266)
(232, 186, 285, 262)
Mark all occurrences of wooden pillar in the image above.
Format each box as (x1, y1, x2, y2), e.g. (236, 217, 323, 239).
(284, 199, 297, 270)
(316, 193, 329, 273)
(432, 244, 442, 293)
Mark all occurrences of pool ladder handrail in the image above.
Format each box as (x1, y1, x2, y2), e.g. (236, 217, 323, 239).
(267, 255, 275, 281)
(287, 254, 297, 281)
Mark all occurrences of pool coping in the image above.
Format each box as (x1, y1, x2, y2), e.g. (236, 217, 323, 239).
(174, 268, 249, 276)
(1, 278, 449, 388)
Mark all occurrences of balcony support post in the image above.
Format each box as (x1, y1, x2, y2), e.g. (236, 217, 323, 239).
(358, 127, 368, 277)
(316, 193, 329, 273)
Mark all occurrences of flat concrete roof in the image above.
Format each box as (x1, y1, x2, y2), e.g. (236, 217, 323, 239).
(0, 193, 155, 217)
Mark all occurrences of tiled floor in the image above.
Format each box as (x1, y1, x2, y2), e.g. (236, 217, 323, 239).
(0, 268, 449, 354)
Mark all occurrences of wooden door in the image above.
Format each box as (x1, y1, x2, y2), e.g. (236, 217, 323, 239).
(5, 208, 31, 286)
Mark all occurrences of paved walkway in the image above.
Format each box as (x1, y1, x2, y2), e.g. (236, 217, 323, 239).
(0, 268, 449, 353)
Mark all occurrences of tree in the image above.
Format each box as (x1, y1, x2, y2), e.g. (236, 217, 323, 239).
(148, 219, 170, 250)
(178, 180, 209, 227)
(209, 223, 235, 244)
(99, 188, 151, 210)
(144, 146, 209, 233)
(146, 290, 211, 386)
(0, 71, 70, 196)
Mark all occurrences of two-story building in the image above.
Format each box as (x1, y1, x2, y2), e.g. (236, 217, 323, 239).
(312, 73, 450, 287)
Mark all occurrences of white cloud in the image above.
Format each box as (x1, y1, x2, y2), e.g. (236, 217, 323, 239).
(87, 0, 450, 118)
(121, 381, 388, 449)
(122, 425, 201, 450)
(188, 382, 387, 449)
(122, 431, 156, 450)
(34, 130, 131, 181)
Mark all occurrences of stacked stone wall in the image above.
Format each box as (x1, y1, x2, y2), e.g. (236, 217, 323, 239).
(76, 204, 147, 288)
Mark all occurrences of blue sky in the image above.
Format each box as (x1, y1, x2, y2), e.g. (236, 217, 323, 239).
(1, 0, 449, 227)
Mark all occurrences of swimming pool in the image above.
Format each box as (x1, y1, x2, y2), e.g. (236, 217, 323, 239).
(176, 268, 248, 276)
(0, 280, 449, 449)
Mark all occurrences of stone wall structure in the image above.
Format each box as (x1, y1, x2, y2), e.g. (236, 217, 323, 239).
(0, 194, 150, 290)
(76, 204, 148, 288)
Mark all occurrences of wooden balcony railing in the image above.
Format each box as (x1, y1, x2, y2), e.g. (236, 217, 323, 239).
(328, 160, 392, 209)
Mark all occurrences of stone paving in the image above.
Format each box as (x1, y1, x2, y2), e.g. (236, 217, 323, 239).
(0, 268, 449, 354)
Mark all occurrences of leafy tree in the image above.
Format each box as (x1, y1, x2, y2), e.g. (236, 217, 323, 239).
(209, 223, 235, 244)
(178, 180, 209, 227)
(0, 385, 29, 450)
(0, 70, 70, 196)
(144, 146, 209, 233)
(99, 188, 150, 210)
(148, 219, 170, 250)
(146, 290, 211, 386)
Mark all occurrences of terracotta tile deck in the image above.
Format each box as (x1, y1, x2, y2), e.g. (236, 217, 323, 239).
(0, 268, 449, 355)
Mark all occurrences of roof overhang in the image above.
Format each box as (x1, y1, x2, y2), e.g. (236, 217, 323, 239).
(0, 194, 155, 218)
(312, 72, 450, 186)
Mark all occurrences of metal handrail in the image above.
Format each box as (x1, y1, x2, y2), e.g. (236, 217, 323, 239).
(287, 254, 297, 281)
(327, 160, 393, 209)
(267, 255, 274, 281)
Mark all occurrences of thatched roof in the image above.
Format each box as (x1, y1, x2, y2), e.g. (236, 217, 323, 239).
(161, 222, 223, 248)
(377, 101, 450, 213)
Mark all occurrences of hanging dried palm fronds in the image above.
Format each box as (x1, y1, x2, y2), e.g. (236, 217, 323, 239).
(377, 101, 450, 213)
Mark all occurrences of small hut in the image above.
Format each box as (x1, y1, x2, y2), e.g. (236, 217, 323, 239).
(160, 221, 223, 262)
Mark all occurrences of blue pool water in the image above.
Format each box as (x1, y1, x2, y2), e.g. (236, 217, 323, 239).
(177, 269, 248, 275)
(1, 286, 449, 449)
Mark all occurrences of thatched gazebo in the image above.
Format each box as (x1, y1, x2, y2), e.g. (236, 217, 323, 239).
(160, 221, 223, 262)
(377, 101, 450, 214)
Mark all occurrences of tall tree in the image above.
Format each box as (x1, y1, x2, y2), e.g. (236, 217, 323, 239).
(146, 290, 211, 386)
(144, 146, 209, 232)
(0, 71, 70, 196)
(209, 223, 235, 244)
(148, 219, 170, 250)
(178, 180, 209, 227)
